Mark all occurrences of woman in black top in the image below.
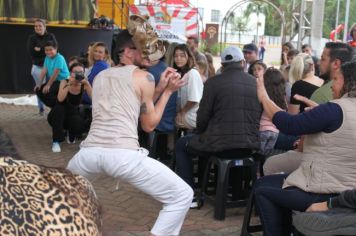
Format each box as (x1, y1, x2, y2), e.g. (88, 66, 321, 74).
(288, 53, 324, 114)
(47, 63, 92, 153)
(27, 19, 57, 115)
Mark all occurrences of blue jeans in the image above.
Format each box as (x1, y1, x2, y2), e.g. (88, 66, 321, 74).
(175, 135, 195, 188)
(31, 65, 45, 112)
(254, 174, 336, 236)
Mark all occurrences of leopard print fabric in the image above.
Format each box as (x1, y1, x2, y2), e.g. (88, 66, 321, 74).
(0, 157, 102, 236)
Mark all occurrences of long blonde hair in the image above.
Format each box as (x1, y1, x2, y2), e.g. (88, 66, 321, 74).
(88, 42, 111, 67)
(289, 53, 314, 83)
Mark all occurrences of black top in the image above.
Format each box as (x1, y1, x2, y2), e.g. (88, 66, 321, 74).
(290, 80, 320, 113)
(188, 63, 262, 152)
(64, 80, 84, 107)
(27, 32, 57, 66)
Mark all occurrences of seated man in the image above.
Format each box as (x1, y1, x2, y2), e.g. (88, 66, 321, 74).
(175, 46, 261, 207)
(293, 188, 356, 235)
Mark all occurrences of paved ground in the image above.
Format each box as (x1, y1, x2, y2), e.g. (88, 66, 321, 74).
(0, 103, 256, 236)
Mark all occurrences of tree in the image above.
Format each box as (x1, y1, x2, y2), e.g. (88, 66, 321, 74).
(231, 15, 249, 43)
(243, 0, 293, 36)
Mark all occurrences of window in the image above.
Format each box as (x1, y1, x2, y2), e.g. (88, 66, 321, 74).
(211, 9, 220, 23)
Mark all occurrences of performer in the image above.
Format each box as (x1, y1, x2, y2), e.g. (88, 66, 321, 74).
(67, 15, 193, 236)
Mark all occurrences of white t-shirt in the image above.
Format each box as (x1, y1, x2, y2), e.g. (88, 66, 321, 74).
(177, 68, 204, 128)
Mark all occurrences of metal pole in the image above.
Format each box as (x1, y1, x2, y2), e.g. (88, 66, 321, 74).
(343, 0, 350, 42)
(297, 0, 306, 50)
(335, 0, 340, 40)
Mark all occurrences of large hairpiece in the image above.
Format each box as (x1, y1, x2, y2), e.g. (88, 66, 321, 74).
(127, 14, 166, 62)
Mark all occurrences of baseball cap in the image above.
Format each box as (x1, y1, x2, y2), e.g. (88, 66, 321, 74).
(221, 46, 244, 63)
(243, 43, 258, 53)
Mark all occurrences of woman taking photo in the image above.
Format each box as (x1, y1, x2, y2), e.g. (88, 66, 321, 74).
(48, 62, 92, 153)
(173, 44, 203, 129)
(27, 19, 57, 115)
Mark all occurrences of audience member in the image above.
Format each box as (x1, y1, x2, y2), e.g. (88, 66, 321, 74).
(258, 67, 287, 155)
(242, 43, 259, 74)
(164, 42, 179, 67)
(196, 60, 208, 83)
(282, 65, 292, 103)
(294, 187, 356, 235)
(66, 25, 192, 236)
(286, 49, 299, 65)
(175, 46, 261, 207)
(173, 44, 204, 129)
(48, 63, 92, 152)
(302, 44, 320, 76)
(310, 42, 353, 104)
(82, 42, 110, 105)
(27, 18, 57, 115)
(258, 36, 267, 61)
(187, 36, 208, 77)
(348, 23, 356, 61)
(35, 40, 69, 108)
(288, 53, 323, 114)
(253, 61, 356, 236)
(204, 52, 216, 79)
(281, 42, 294, 67)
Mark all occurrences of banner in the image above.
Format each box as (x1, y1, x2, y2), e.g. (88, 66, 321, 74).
(205, 23, 219, 49)
(129, 4, 198, 43)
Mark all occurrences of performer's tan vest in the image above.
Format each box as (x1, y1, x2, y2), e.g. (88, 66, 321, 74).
(283, 97, 356, 194)
(82, 65, 141, 150)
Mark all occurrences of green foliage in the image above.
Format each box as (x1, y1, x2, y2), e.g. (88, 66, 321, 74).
(243, 0, 293, 36)
(323, 0, 356, 39)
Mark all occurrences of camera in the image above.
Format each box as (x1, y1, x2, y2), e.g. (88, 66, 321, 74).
(74, 71, 85, 81)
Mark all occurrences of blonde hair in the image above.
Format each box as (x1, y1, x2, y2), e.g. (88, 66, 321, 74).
(88, 42, 111, 67)
(289, 53, 314, 83)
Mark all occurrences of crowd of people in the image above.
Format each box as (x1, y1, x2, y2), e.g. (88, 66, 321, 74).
(26, 16, 356, 236)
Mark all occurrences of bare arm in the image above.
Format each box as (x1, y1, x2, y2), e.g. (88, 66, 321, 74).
(57, 80, 70, 102)
(152, 67, 178, 102)
(257, 76, 283, 120)
(288, 104, 300, 115)
(42, 69, 60, 94)
(83, 80, 93, 99)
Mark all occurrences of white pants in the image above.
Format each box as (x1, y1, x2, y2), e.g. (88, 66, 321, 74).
(67, 147, 193, 236)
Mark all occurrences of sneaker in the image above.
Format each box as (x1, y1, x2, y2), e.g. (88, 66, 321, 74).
(52, 142, 61, 153)
(190, 197, 199, 209)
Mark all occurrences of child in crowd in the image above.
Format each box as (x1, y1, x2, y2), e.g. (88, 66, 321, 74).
(35, 40, 69, 108)
(252, 63, 287, 154)
(287, 49, 300, 65)
(173, 44, 204, 129)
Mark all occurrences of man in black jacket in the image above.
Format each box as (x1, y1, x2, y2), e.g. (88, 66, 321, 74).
(175, 46, 261, 207)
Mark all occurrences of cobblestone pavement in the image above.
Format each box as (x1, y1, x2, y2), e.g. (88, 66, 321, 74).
(0, 103, 253, 236)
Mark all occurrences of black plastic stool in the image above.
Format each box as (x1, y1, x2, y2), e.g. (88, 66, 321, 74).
(201, 155, 257, 220)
